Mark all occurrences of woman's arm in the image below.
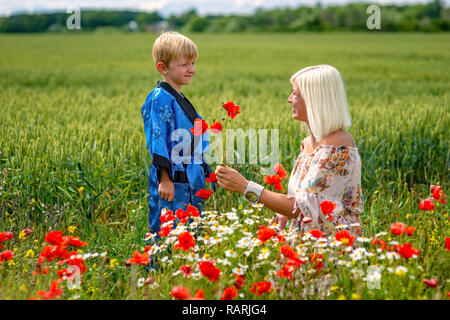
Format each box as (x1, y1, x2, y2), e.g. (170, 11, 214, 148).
(215, 165, 300, 219)
(259, 189, 300, 219)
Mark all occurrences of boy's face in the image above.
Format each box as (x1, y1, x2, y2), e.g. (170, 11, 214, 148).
(162, 56, 196, 89)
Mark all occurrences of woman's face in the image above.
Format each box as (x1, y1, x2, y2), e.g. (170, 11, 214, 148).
(288, 83, 307, 122)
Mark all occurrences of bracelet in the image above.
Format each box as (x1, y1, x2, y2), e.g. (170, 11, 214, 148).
(243, 181, 264, 203)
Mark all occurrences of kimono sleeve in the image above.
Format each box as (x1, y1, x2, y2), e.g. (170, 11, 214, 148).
(141, 93, 176, 183)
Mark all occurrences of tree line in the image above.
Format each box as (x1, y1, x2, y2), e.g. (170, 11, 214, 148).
(0, 1, 448, 33)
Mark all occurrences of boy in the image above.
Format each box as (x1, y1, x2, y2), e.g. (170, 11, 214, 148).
(141, 32, 213, 236)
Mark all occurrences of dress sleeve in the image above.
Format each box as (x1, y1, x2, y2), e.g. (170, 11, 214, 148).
(287, 146, 362, 228)
(142, 93, 176, 183)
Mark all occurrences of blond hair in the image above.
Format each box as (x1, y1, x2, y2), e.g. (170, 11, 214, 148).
(152, 31, 198, 66)
(290, 65, 351, 142)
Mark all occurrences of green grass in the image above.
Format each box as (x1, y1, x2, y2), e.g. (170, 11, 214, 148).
(0, 32, 449, 300)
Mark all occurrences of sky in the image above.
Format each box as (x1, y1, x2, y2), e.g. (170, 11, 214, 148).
(0, 0, 447, 17)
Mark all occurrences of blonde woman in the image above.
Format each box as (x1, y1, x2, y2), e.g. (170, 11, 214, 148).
(215, 65, 363, 236)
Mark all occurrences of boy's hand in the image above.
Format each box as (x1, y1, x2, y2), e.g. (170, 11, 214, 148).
(158, 179, 175, 202)
(159, 167, 174, 202)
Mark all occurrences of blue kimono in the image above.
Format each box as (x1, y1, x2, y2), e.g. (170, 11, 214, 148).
(141, 81, 214, 234)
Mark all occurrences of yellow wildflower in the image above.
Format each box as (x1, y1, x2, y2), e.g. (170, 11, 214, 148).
(25, 249, 35, 258)
(330, 286, 339, 291)
(109, 259, 118, 267)
(351, 293, 360, 300)
(68, 226, 77, 234)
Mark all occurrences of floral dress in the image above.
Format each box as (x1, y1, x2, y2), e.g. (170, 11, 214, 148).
(287, 143, 364, 236)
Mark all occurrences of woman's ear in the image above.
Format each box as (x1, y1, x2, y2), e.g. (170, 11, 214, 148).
(156, 61, 167, 75)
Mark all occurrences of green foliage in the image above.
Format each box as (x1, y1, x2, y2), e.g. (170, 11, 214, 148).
(1, 2, 449, 33)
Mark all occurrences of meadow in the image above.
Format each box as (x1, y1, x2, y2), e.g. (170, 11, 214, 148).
(0, 32, 449, 300)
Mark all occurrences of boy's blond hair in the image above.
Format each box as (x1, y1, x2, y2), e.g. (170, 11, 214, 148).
(152, 32, 198, 67)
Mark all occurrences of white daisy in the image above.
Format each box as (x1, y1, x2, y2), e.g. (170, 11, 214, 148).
(224, 249, 237, 258)
(395, 266, 408, 276)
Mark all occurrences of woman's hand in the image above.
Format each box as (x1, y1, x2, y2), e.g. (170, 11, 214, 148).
(270, 213, 290, 230)
(215, 165, 249, 194)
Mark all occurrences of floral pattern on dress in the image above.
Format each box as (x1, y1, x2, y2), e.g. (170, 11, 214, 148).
(287, 144, 364, 237)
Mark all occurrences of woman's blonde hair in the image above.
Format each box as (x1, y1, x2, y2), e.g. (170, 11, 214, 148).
(290, 64, 351, 142)
(152, 31, 198, 66)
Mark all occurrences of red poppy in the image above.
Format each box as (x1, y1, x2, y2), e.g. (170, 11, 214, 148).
(45, 231, 64, 246)
(286, 258, 305, 269)
(0, 232, 13, 249)
(445, 237, 450, 251)
(223, 101, 241, 119)
(175, 208, 190, 224)
(280, 245, 299, 260)
(189, 289, 205, 300)
(38, 245, 57, 263)
(196, 189, 213, 200)
(273, 164, 287, 179)
(171, 286, 191, 300)
(309, 229, 323, 239)
(371, 236, 387, 251)
(220, 286, 238, 300)
(126, 251, 150, 265)
(264, 174, 282, 186)
(397, 243, 420, 259)
(180, 265, 192, 277)
(205, 172, 218, 184)
(65, 257, 87, 274)
(158, 224, 173, 237)
(276, 264, 295, 280)
(423, 278, 438, 288)
(32, 266, 50, 276)
(160, 209, 176, 224)
(335, 230, 355, 247)
(275, 233, 287, 243)
(390, 222, 406, 236)
(419, 198, 435, 211)
(190, 118, 208, 136)
(210, 121, 223, 134)
(404, 226, 417, 236)
(320, 200, 336, 221)
(250, 281, 272, 296)
(320, 201, 337, 214)
(66, 236, 87, 247)
(174, 232, 195, 251)
(256, 225, 276, 243)
(0, 250, 14, 264)
(309, 252, 324, 270)
(22, 229, 33, 236)
(36, 280, 64, 300)
(431, 185, 447, 204)
(199, 260, 221, 282)
(274, 183, 283, 191)
(186, 204, 200, 217)
(234, 273, 246, 290)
